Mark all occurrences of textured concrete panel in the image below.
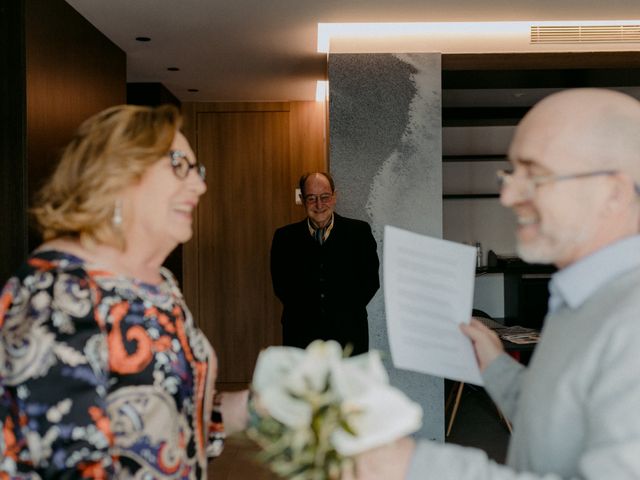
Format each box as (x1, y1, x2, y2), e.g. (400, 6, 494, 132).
(329, 53, 443, 441)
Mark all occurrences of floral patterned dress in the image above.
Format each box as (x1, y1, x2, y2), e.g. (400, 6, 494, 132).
(0, 250, 224, 479)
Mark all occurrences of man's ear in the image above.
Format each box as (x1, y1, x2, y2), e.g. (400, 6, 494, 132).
(606, 172, 636, 213)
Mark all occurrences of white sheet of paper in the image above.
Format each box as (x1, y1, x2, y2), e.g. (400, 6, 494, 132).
(384, 225, 483, 386)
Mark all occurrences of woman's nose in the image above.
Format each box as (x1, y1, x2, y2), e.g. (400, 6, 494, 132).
(187, 168, 207, 195)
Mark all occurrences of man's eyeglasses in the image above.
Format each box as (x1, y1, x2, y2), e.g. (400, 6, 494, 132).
(496, 169, 628, 198)
(169, 150, 206, 181)
(304, 193, 333, 205)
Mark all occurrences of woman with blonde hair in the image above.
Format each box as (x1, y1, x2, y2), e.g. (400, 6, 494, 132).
(0, 104, 248, 478)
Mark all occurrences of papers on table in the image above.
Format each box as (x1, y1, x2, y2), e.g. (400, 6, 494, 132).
(384, 225, 483, 386)
(494, 326, 540, 345)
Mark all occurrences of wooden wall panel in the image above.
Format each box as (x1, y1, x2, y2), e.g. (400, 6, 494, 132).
(289, 101, 329, 188)
(182, 101, 326, 385)
(25, 0, 126, 249)
(287, 101, 327, 221)
(1, 0, 125, 283)
(197, 110, 289, 382)
(0, 1, 27, 284)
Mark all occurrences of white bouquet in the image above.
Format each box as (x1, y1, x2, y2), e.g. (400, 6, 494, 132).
(247, 340, 423, 480)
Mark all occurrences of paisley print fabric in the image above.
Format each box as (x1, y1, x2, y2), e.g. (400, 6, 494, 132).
(0, 251, 224, 479)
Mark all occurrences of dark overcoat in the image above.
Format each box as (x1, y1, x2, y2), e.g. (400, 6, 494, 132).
(270, 213, 380, 355)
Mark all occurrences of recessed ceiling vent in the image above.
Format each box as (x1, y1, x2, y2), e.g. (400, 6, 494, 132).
(530, 24, 640, 44)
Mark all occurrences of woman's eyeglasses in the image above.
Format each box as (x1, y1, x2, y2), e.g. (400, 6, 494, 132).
(169, 150, 206, 181)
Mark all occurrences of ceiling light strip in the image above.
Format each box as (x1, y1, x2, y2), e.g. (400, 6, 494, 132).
(319, 21, 640, 52)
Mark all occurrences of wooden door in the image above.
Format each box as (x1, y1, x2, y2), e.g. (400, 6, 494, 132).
(196, 109, 288, 383)
(183, 102, 326, 387)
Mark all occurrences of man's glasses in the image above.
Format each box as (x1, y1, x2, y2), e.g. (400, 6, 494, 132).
(169, 150, 206, 181)
(303, 193, 333, 205)
(496, 169, 625, 198)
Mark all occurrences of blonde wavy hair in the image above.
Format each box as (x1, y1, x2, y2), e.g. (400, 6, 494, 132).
(33, 104, 182, 250)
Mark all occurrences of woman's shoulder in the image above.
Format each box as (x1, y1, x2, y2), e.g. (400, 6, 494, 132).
(9, 247, 89, 285)
(1, 247, 90, 311)
(1, 249, 95, 337)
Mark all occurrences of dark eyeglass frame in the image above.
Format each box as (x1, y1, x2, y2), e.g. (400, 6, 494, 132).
(496, 168, 640, 196)
(303, 192, 334, 205)
(169, 150, 206, 181)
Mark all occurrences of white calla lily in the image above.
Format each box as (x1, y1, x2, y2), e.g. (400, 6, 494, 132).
(284, 340, 343, 395)
(332, 386, 423, 456)
(251, 346, 305, 394)
(330, 349, 388, 399)
(258, 386, 313, 429)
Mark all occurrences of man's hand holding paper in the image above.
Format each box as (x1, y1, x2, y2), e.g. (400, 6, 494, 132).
(460, 319, 504, 372)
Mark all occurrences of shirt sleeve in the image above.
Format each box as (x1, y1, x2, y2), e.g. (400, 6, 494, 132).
(405, 355, 552, 480)
(406, 320, 640, 480)
(482, 353, 526, 421)
(206, 394, 226, 458)
(406, 441, 566, 480)
(0, 268, 115, 478)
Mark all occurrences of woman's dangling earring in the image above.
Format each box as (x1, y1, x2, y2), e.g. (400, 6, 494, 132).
(112, 199, 123, 227)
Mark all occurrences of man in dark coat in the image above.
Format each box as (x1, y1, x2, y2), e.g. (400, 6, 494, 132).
(270, 172, 380, 355)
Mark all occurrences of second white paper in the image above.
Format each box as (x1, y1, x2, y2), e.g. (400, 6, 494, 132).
(384, 225, 483, 386)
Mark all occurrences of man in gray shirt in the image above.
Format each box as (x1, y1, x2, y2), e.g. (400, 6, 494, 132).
(348, 88, 640, 479)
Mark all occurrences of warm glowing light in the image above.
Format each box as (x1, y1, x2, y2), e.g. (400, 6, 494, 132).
(316, 80, 328, 102)
(318, 21, 640, 53)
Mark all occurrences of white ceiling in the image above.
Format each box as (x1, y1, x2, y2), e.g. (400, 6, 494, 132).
(65, 0, 640, 102)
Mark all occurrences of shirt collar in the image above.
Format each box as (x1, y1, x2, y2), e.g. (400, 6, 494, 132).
(548, 235, 640, 313)
(307, 214, 334, 236)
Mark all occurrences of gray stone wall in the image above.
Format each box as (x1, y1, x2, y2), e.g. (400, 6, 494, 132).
(329, 52, 443, 441)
